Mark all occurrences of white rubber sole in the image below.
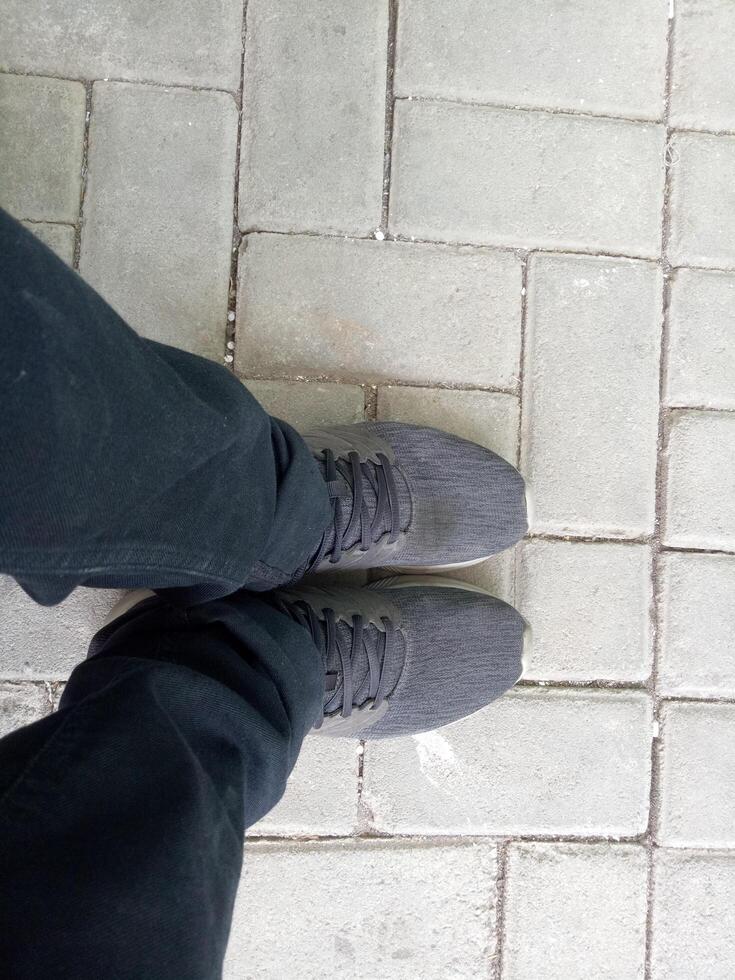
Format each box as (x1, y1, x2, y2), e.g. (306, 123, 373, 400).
(373, 574, 532, 678)
(104, 588, 155, 626)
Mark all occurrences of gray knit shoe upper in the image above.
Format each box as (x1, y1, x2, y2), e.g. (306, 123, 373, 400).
(301, 422, 528, 574)
(273, 576, 528, 739)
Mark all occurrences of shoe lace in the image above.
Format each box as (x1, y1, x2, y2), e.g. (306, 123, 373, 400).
(312, 449, 402, 565)
(278, 598, 397, 725)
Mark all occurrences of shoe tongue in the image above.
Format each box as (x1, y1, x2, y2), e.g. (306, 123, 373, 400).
(320, 619, 405, 714)
(317, 456, 411, 557)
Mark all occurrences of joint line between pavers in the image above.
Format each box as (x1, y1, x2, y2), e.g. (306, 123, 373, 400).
(233, 371, 519, 397)
(491, 841, 509, 980)
(644, 10, 677, 976)
(380, 0, 399, 232)
(72, 82, 93, 271)
(0, 67, 239, 98)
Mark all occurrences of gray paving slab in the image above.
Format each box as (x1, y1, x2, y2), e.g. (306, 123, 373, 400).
(0, 0, 243, 90)
(239, 0, 387, 235)
(361, 690, 653, 836)
(390, 101, 666, 256)
(395, 0, 667, 121)
(522, 254, 662, 538)
(658, 701, 735, 849)
(21, 222, 76, 265)
(503, 843, 648, 980)
(669, 132, 735, 268)
(517, 540, 652, 683)
(242, 380, 365, 428)
(663, 409, 735, 552)
(225, 840, 497, 980)
(666, 268, 735, 410)
(80, 82, 237, 360)
(236, 234, 522, 387)
(670, 0, 735, 132)
(0, 682, 50, 739)
(659, 552, 735, 698)
(0, 74, 85, 223)
(651, 850, 735, 980)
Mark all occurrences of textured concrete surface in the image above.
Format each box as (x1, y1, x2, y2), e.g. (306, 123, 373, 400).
(2, 0, 734, 973)
(225, 840, 497, 979)
(522, 254, 662, 537)
(503, 843, 648, 980)
(517, 540, 652, 682)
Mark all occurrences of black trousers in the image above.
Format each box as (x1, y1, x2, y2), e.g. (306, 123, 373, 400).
(0, 210, 330, 978)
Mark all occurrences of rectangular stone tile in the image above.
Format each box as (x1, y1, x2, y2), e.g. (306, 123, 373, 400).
(242, 380, 365, 428)
(0, 0, 242, 90)
(669, 132, 735, 268)
(248, 737, 359, 837)
(239, 0, 387, 235)
(21, 222, 76, 265)
(377, 386, 520, 463)
(225, 840, 496, 979)
(522, 254, 662, 537)
(670, 0, 735, 132)
(663, 410, 735, 551)
(362, 689, 652, 836)
(0, 682, 50, 739)
(658, 701, 735, 848)
(237, 234, 522, 387)
(659, 553, 735, 698)
(395, 0, 667, 121)
(651, 850, 735, 980)
(0, 74, 85, 223)
(0, 577, 124, 681)
(390, 101, 665, 256)
(504, 843, 648, 980)
(80, 83, 237, 360)
(517, 541, 652, 683)
(666, 268, 735, 409)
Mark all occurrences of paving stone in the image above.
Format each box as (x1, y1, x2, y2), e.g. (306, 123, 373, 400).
(517, 541, 652, 683)
(80, 83, 237, 360)
(658, 701, 735, 848)
(237, 234, 522, 387)
(249, 737, 359, 837)
(670, 0, 735, 132)
(239, 0, 387, 235)
(669, 132, 735, 268)
(377, 386, 520, 463)
(225, 840, 496, 979)
(666, 268, 735, 410)
(0, 74, 85, 223)
(0, 682, 50, 739)
(21, 222, 76, 265)
(362, 689, 652, 836)
(659, 553, 735, 698)
(243, 380, 365, 428)
(651, 850, 735, 980)
(0, 577, 124, 681)
(395, 0, 667, 121)
(522, 254, 662, 537)
(503, 843, 648, 980)
(390, 101, 665, 256)
(663, 410, 735, 551)
(0, 0, 242, 90)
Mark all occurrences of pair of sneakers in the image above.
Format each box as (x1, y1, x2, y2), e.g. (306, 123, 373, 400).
(112, 422, 531, 739)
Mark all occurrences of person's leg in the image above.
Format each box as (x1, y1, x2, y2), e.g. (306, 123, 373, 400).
(0, 208, 330, 605)
(0, 590, 323, 980)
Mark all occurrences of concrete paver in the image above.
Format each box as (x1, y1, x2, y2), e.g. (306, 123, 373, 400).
(0, 682, 50, 739)
(80, 82, 237, 360)
(21, 222, 76, 265)
(0, 74, 85, 224)
(517, 540, 652, 682)
(659, 552, 735, 698)
(362, 690, 653, 837)
(225, 840, 497, 980)
(670, 0, 735, 132)
(242, 380, 365, 428)
(390, 101, 665, 255)
(658, 701, 735, 849)
(395, 0, 668, 120)
(522, 254, 662, 538)
(503, 843, 648, 980)
(237, 233, 522, 387)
